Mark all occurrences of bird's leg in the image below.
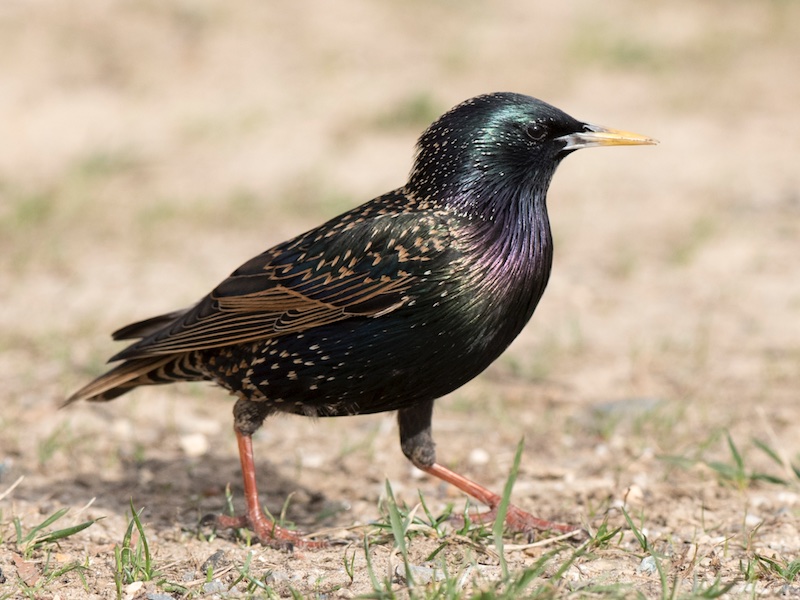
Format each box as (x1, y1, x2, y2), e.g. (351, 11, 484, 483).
(417, 462, 581, 537)
(213, 398, 326, 549)
(398, 401, 583, 539)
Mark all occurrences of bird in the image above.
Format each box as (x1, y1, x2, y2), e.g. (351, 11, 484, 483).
(67, 92, 656, 548)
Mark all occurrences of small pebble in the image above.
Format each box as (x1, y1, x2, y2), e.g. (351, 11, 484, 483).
(779, 584, 800, 596)
(112, 419, 134, 440)
(744, 513, 763, 527)
(203, 580, 226, 593)
(394, 564, 447, 584)
(623, 484, 644, 506)
(0, 458, 12, 481)
(637, 556, 657, 575)
(290, 571, 305, 583)
(124, 581, 143, 598)
(266, 570, 289, 583)
(201, 549, 226, 573)
(300, 452, 325, 468)
(468, 447, 490, 466)
(179, 432, 209, 457)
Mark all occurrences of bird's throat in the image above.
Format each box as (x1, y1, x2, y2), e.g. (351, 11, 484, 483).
(460, 184, 554, 346)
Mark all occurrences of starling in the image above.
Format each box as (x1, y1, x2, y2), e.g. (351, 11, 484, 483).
(67, 92, 656, 548)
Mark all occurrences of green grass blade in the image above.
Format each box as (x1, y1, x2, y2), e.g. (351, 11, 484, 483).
(752, 473, 788, 485)
(362, 535, 384, 595)
(493, 437, 524, 580)
(128, 501, 152, 580)
(384, 480, 414, 587)
(26, 507, 70, 538)
(13, 516, 23, 546)
(726, 432, 744, 472)
(621, 506, 648, 552)
(32, 518, 99, 548)
(753, 438, 783, 466)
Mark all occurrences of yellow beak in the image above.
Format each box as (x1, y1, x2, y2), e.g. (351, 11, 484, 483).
(558, 124, 658, 151)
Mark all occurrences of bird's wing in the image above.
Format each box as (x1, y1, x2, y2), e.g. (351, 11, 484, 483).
(112, 309, 191, 340)
(111, 209, 451, 361)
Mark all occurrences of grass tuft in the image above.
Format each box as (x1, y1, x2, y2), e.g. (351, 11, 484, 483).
(114, 501, 157, 595)
(13, 506, 99, 559)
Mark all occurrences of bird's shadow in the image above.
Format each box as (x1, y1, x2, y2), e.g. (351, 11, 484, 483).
(15, 451, 346, 542)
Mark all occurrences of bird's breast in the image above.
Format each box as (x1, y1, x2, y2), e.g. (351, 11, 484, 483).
(452, 207, 553, 350)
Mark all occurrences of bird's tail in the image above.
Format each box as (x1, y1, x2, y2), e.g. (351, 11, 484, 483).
(65, 354, 206, 405)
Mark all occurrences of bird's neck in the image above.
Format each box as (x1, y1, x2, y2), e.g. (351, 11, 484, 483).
(456, 180, 554, 330)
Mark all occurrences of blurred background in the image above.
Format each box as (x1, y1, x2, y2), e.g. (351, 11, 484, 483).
(3, 0, 798, 421)
(1, 0, 799, 594)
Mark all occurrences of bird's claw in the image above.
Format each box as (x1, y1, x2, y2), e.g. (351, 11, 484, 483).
(450, 503, 586, 542)
(503, 504, 588, 542)
(204, 512, 328, 549)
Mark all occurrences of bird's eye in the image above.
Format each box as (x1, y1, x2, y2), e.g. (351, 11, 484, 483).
(525, 123, 547, 142)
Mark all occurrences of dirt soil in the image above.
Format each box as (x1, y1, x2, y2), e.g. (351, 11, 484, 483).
(2, 1, 800, 598)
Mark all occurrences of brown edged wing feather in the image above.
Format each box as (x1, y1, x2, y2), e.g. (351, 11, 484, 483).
(112, 309, 191, 340)
(110, 207, 448, 361)
(64, 355, 180, 404)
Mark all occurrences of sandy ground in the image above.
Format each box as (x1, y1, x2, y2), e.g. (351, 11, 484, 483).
(1, 1, 800, 598)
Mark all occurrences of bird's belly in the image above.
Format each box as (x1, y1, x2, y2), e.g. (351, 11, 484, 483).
(205, 295, 525, 417)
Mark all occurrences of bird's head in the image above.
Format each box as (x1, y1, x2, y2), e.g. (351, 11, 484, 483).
(407, 92, 656, 206)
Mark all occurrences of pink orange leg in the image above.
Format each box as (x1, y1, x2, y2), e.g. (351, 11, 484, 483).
(421, 462, 584, 538)
(215, 430, 326, 549)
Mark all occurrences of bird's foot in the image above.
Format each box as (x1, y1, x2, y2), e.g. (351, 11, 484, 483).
(211, 512, 327, 549)
(453, 503, 586, 542)
(499, 503, 587, 541)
